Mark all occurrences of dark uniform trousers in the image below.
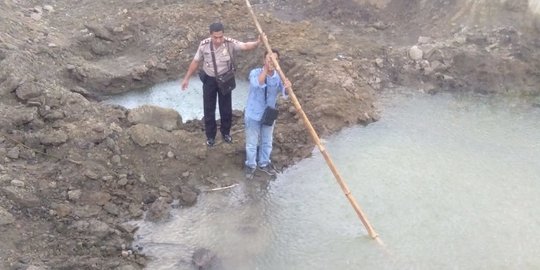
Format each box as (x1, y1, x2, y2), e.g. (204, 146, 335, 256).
(202, 75, 232, 140)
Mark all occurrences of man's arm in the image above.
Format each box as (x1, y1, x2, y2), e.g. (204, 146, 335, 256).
(258, 65, 268, 86)
(181, 59, 200, 91)
(239, 35, 262, 51)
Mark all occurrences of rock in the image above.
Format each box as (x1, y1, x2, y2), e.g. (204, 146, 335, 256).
(15, 82, 43, 100)
(10, 179, 25, 187)
(83, 191, 111, 206)
(112, 154, 121, 164)
(118, 223, 138, 234)
(68, 189, 82, 201)
(0, 75, 23, 96)
(30, 12, 42, 21)
(127, 105, 182, 131)
(69, 86, 95, 99)
(374, 58, 384, 68)
(179, 188, 197, 206)
(418, 36, 432, 44)
(41, 110, 65, 121)
(85, 23, 115, 41)
(73, 205, 101, 218)
(419, 60, 430, 70)
(145, 197, 171, 222)
(0, 206, 15, 226)
(142, 193, 157, 204)
(43, 5, 54, 12)
(71, 219, 112, 238)
(1, 106, 38, 127)
(103, 203, 120, 216)
(38, 130, 68, 146)
(408, 45, 423, 61)
(6, 147, 20, 159)
(51, 203, 72, 218)
(1, 186, 41, 208)
(192, 248, 217, 270)
(130, 65, 149, 81)
(128, 124, 177, 147)
(117, 177, 128, 186)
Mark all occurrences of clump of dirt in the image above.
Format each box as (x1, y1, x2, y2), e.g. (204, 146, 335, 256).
(1, 0, 539, 269)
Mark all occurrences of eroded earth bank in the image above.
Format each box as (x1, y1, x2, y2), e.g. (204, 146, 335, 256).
(1, 0, 539, 269)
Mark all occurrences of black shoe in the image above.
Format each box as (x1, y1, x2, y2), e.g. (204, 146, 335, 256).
(222, 134, 233, 144)
(258, 163, 279, 176)
(206, 138, 215, 147)
(245, 166, 256, 180)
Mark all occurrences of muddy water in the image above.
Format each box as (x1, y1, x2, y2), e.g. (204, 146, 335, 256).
(130, 90, 540, 270)
(103, 78, 250, 122)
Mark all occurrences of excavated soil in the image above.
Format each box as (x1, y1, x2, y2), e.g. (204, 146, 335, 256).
(1, 0, 539, 269)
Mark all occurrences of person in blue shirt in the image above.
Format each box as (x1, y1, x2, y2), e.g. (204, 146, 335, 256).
(244, 49, 291, 179)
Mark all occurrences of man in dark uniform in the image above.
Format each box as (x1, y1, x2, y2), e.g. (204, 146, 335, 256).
(181, 22, 261, 146)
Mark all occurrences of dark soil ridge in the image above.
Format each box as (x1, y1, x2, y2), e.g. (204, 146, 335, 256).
(1, 0, 539, 269)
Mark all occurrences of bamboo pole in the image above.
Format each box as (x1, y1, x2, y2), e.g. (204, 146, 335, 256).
(245, 0, 378, 239)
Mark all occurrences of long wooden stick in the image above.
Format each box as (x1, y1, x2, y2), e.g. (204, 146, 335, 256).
(245, 0, 378, 239)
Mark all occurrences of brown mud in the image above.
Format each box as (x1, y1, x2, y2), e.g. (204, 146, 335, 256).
(1, 0, 539, 269)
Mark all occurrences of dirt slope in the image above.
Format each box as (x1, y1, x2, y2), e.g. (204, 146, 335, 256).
(1, 0, 539, 269)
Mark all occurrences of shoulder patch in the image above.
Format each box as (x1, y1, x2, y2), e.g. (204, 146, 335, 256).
(200, 38, 211, 45)
(224, 37, 239, 44)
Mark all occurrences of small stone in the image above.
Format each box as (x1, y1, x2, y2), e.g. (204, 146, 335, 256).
(43, 5, 54, 12)
(0, 207, 15, 225)
(30, 13, 42, 21)
(6, 147, 20, 159)
(68, 189, 82, 201)
(418, 36, 432, 44)
(117, 178, 128, 186)
(33, 6, 43, 13)
(10, 180, 25, 187)
(375, 58, 384, 68)
(139, 175, 147, 183)
(409, 45, 423, 60)
(167, 151, 174, 158)
(112, 155, 121, 164)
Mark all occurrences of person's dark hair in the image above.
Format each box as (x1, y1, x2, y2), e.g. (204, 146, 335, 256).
(209, 22, 224, 33)
(264, 49, 280, 59)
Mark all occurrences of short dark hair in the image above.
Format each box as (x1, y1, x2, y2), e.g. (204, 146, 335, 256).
(209, 22, 224, 33)
(264, 49, 280, 59)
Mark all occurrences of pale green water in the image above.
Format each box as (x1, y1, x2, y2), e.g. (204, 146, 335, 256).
(131, 90, 540, 270)
(103, 78, 250, 122)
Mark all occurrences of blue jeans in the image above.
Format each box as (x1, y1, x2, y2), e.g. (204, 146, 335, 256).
(245, 116, 274, 168)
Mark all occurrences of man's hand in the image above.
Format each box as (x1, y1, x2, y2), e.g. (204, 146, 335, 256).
(283, 78, 292, 89)
(258, 33, 266, 46)
(181, 79, 189, 91)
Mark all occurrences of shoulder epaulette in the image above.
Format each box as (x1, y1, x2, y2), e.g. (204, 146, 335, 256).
(200, 38, 211, 45)
(224, 37, 239, 44)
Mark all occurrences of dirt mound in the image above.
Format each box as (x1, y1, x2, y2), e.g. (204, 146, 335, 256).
(1, 0, 539, 269)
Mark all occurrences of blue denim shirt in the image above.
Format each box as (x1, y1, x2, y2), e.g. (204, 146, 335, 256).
(245, 68, 286, 121)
